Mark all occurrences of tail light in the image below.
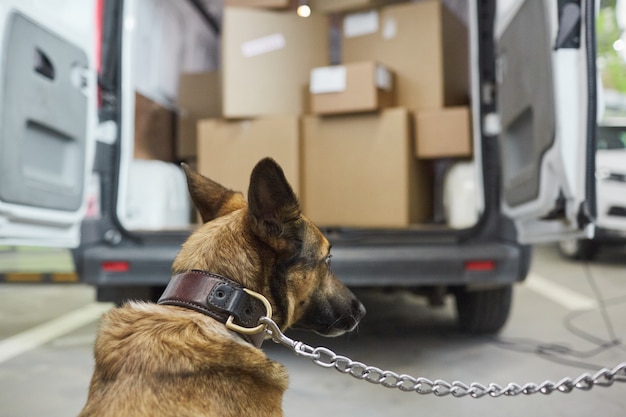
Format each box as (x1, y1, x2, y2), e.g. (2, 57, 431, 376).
(102, 261, 130, 273)
(464, 260, 496, 271)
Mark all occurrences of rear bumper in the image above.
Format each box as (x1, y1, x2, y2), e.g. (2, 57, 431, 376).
(81, 244, 180, 287)
(80, 239, 528, 290)
(332, 241, 526, 288)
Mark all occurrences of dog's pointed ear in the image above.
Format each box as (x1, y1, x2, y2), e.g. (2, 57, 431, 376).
(247, 158, 301, 243)
(181, 163, 246, 223)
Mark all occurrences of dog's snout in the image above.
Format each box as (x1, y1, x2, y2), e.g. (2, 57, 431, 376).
(346, 297, 366, 332)
(353, 298, 366, 321)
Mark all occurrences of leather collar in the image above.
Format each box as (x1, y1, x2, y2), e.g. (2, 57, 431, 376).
(157, 270, 267, 348)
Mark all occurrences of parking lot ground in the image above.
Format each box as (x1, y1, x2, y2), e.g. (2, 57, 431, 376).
(1, 244, 625, 416)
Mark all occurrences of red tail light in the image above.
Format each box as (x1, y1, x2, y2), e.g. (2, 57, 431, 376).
(102, 261, 130, 272)
(464, 260, 495, 271)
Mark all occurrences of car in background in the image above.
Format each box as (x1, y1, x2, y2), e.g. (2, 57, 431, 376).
(559, 124, 626, 259)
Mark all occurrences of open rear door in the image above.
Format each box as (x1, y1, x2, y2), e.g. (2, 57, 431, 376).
(0, 1, 96, 247)
(494, 0, 596, 243)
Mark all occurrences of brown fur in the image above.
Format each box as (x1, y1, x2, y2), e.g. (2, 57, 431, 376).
(79, 158, 365, 417)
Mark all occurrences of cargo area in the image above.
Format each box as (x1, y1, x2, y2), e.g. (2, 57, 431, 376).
(117, 0, 482, 233)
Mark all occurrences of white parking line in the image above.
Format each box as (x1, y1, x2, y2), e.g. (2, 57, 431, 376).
(0, 303, 112, 364)
(524, 272, 597, 311)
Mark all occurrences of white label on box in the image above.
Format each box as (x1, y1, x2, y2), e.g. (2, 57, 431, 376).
(375, 65, 392, 91)
(343, 10, 379, 38)
(382, 17, 397, 39)
(310, 66, 347, 94)
(241, 33, 286, 58)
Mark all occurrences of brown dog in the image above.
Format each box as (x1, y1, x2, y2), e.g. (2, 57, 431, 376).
(78, 158, 366, 417)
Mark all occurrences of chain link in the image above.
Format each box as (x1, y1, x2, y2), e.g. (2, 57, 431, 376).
(259, 317, 626, 398)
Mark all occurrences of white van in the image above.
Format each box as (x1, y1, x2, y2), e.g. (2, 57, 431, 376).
(0, 0, 598, 333)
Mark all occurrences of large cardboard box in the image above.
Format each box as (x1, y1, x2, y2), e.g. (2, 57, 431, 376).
(222, 7, 328, 118)
(134, 92, 175, 162)
(310, 61, 394, 115)
(342, 1, 468, 112)
(197, 116, 301, 196)
(415, 106, 472, 159)
(302, 108, 432, 227)
(176, 72, 222, 160)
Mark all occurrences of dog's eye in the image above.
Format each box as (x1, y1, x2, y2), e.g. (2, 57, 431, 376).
(324, 254, 332, 265)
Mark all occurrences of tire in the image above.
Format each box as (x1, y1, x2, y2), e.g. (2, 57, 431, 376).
(454, 285, 512, 334)
(557, 238, 598, 260)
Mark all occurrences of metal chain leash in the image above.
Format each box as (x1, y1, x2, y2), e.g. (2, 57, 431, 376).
(258, 317, 626, 398)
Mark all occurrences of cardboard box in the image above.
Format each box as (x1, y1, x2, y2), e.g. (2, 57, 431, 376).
(197, 116, 301, 196)
(226, 0, 296, 8)
(310, 0, 404, 14)
(310, 61, 394, 115)
(415, 106, 472, 159)
(342, 1, 468, 112)
(177, 72, 222, 160)
(178, 72, 222, 117)
(222, 7, 328, 118)
(134, 92, 175, 162)
(302, 108, 432, 227)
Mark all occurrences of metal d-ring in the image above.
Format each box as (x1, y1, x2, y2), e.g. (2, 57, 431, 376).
(225, 288, 273, 335)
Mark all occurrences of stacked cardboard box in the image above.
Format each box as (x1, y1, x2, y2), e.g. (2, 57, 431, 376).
(342, 2, 468, 111)
(309, 61, 395, 115)
(185, 1, 471, 228)
(189, 6, 327, 205)
(416, 107, 472, 159)
(326, 0, 474, 228)
(221, 7, 328, 118)
(197, 117, 301, 197)
(302, 108, 432, 227)
(341, 0, 472, 160)
(305, 58, 430, 227)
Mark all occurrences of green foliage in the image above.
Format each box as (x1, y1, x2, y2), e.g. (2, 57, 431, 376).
(597, 4, 626, 92)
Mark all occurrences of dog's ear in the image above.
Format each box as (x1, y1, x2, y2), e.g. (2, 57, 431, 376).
(247, 158, 302, 247)
(181, 163, 246, 223)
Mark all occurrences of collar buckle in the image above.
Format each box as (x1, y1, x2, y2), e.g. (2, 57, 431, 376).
(225, 288, 273, 335)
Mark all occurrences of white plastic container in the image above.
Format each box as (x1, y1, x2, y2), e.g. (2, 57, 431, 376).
(124, 159, 190, 230)
(443, 161, 479, 229)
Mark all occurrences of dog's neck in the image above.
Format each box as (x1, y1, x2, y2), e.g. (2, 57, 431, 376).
(157, 270, 267, 347)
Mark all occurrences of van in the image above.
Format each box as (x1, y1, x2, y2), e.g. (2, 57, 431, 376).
(0, 0, 598, 334)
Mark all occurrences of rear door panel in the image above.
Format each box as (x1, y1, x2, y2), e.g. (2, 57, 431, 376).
(0, 1, 96, 247)
(494, 0, 595, 243)
(497, 0, 556, 209)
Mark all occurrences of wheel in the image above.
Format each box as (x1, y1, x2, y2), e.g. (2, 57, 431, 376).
(454, 285, 512, 334)
(557, 238, 598, 260)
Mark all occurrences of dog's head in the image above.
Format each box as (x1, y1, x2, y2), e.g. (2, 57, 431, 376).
(172, 158, 365, 337)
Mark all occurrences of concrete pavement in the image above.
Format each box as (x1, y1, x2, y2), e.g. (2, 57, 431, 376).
(1, 244, 625, 416)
